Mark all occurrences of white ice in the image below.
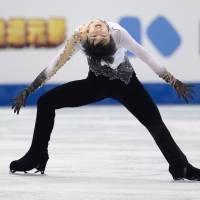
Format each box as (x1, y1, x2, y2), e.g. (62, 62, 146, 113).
(0, 105, 200, 200)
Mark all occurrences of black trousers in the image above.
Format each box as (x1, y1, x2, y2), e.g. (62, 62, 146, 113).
(31, 71, 188, 167)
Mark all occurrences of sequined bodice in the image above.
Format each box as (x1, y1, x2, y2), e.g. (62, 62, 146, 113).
(87, 57, 134, 84)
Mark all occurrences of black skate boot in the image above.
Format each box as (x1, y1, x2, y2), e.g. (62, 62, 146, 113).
(169, 163, 200, 181)
(10, 149, 49, 174)
(10, 91, 58, 174)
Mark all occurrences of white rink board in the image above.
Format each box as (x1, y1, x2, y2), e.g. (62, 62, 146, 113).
(0, 0, 200, 83)
(0, 105, 200, 200)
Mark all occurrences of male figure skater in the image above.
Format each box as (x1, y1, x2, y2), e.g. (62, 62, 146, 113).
(10, 19, 200, 181)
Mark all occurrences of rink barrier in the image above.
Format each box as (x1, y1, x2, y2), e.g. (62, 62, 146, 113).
(0, 83, 200, 106)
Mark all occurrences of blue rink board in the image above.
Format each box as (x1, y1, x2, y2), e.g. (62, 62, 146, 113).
(0, 83, 200, 106)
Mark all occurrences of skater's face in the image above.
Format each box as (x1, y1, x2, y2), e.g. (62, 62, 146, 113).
(87, 20, 110, 46)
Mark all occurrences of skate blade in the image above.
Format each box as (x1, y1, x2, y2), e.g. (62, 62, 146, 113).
(35, 170, 45, 174)
(10, 169, 45, 175)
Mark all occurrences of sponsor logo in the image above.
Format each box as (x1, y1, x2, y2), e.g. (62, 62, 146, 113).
(0, 17, 66, 48)
(119, 16, 181, 57)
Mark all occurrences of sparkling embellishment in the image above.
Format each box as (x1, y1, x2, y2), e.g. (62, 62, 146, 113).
(88, 57, 134, 84)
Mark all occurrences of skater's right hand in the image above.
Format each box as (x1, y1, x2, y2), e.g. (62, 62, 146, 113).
(11, 89, 29, 114)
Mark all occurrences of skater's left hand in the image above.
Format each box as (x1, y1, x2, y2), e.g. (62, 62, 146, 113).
(11, 89, 29, 114)
(174, 80, 194, 103)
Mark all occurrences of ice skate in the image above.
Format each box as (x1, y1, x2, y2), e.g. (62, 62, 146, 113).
(10, 150, 49, 174)
(169, 163, 200, 181)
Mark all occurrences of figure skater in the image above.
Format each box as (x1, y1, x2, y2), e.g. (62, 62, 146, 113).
(10, 19, 200, 181)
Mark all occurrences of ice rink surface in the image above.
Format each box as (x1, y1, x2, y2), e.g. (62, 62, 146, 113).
(0, 105, 200, 200)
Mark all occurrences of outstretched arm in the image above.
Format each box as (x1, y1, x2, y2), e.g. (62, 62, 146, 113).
(12, 32, 81, 114)
(119, 28, 194, 103)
